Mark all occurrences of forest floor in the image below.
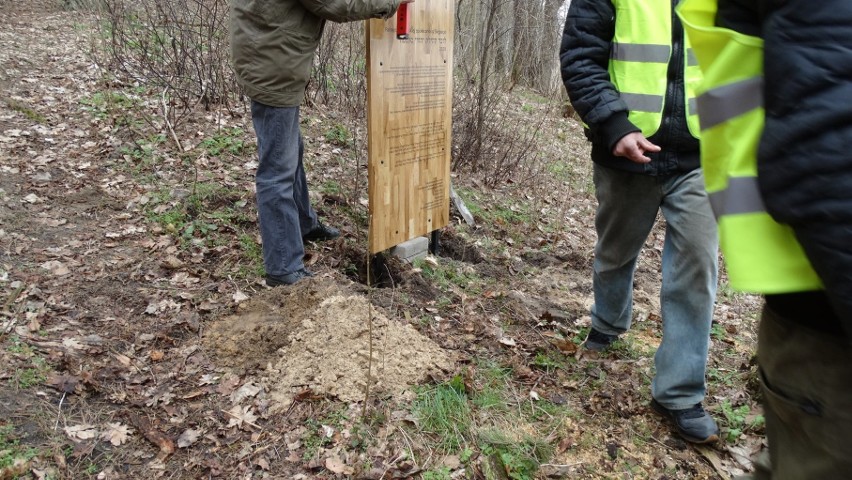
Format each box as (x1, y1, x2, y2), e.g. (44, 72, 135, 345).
(0, 3, 767, 480)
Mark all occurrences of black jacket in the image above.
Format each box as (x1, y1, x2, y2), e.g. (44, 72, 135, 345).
(717, 0, 852, 335)
(559, 0, 699, 176)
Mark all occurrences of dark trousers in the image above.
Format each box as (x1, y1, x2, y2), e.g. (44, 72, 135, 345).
(754, 305, 852, 479)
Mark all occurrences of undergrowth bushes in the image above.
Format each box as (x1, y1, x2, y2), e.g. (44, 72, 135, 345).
(78, 0, 559, 184)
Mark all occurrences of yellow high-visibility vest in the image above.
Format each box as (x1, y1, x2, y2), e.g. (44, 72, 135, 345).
(678, 0, 821, 293)
(610, 0, 702, 138)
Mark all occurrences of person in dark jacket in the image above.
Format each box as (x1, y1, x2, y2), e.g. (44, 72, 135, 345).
(560, 0, 720, 443)
(230, 0, 408, 286)
(682, 0, 852, 476)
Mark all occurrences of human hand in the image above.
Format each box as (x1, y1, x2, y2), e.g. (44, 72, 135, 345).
(612, 132, 661, 164)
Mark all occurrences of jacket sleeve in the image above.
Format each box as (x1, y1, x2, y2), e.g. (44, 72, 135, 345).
(560, 0, 638, 150)
(715, 0, 764, 34)
(297, 0, 400, 23)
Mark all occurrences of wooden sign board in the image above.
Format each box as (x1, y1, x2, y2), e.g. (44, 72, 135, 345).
(366, 0, 455, 253)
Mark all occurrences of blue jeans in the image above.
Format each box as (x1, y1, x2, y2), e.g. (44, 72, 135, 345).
(251, 101, 318, 277)
(591, 164, 719, 409)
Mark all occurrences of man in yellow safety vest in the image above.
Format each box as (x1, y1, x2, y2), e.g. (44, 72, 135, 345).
(561, 0, 720, 443)
(679, 0, 852, 477)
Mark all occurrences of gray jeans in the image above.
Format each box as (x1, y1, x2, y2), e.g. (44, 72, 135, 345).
(251, 101, 318, 277)
(591, 164, 719, 409)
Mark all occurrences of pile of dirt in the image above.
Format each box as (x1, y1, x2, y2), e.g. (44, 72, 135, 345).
(204, 276, 454, 410)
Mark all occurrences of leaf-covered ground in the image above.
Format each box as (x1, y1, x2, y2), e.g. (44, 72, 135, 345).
(0, 3, 766, 479)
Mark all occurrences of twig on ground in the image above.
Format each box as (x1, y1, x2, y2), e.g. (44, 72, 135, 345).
(1, 283, 25, 332)
(362, 214, 374, 419)
(54, 391, 67, 431)
(161, 87, 184, 153)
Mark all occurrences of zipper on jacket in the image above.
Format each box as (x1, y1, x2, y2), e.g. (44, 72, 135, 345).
(657, 0, 684, 174)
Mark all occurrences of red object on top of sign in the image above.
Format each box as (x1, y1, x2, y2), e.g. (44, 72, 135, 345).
(396, 3, 410, 39)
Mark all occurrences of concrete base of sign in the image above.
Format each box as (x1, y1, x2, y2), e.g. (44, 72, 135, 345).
(391, 236, 429, 263)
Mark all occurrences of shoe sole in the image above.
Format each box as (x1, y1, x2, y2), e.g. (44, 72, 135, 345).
(651, 401, 720, 444)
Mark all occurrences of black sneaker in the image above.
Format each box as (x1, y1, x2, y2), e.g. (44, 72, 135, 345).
(265, 268, 314, 287)
(582, 327, 618, 352)
(651, 399, 720, 444)
(303, 222, 340, 243)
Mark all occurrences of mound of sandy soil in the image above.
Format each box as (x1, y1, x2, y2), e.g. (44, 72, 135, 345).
(204, 277, 453, 410)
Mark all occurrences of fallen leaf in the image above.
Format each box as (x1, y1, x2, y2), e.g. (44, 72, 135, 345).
(177, 428, 202, 448)
(325, 456, 353, 475)
(113, 353, 133, 367)
(551, 337, 578, 355)
(255, 457, 270, 471)
(441, 455, 461, 469)
(100, 423, 133, 446)
(62, 338, 84, 350)
(217, 376, 241, 395)
(150, 350, 165, 362)
(47, 373, 80, 393)
(161, 256, 184, 269)
(498, 337, 517, 347)
(40, 260, 70, 276)
(0, 458, 30, 479)
(128, 414, 175, 456)
(226, 406, 258, 430)
(231, 383, 262, 404)
(65, 424, 98, 442)
(199, 374, 219, 386)
(232, 290, 249, 303)
(27, 317, 41, 332)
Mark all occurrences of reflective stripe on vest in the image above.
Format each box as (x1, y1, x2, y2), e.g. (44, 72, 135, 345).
(707, 176, 766, 218)
(609, 0, 702, 138)
(697, 76, 763, 131)
(679, 0, 822, 294)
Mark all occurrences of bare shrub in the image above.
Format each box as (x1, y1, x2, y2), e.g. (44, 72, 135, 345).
(451, 0, 549, 187)
(89, 0, 238, 129)
(81, 0, 565, 185)
(310, 22, 369, 119)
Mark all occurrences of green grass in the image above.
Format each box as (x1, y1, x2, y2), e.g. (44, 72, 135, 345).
(711, 322, 727, 341)
(0, 425, 38, 472)
(471, 360, 511, 411)
(545, 157, 593, 192)
(301, 409, 350, 460)
(719, 399, 764, 442)
(453, 187, 534, 228)
(409, 361, 567, 479)
(14, 363, 48, 389)
(120, 134, 167, 171)
(5, 337, 51, 390)
(320, 180, 343, 196)
(201, 127, 246, 157)
(5, 99, 46, 124)
(80, 90, 139, 121)
(412, 379, 472, 452)
(421, 467, 452, 480)
(531, 351, 564, 373)
(324, 123, 352, 147)
(414, 258, 481, 293)
(144, 182, 252, 250)
(479, 430, 553, 480)
(237, 234, 264, 278)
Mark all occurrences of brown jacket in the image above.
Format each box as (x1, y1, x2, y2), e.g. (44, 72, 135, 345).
(231, 0, 400, 107)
